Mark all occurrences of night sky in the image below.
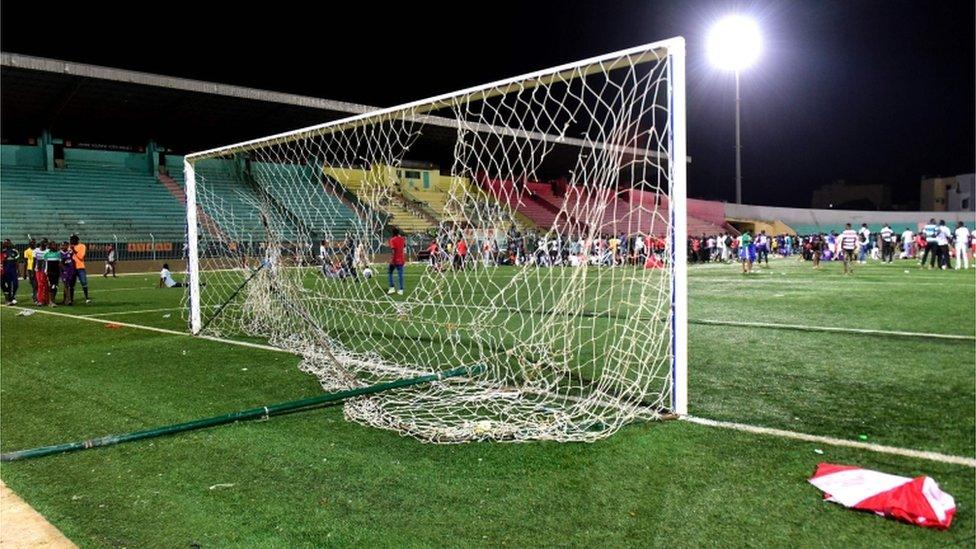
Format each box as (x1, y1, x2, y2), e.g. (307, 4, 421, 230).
(2, 0, 973, 207)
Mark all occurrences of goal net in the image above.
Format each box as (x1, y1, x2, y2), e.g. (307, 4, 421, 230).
(183, 38, 687, 443)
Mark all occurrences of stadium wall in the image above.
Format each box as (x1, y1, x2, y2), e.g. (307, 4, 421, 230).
(725, 202, 976, 234)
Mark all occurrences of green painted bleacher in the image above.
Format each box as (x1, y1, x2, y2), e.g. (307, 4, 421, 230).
(169, 160, 363, 242)
(252, 162, 363, 239)
(1, 162, 185, 242)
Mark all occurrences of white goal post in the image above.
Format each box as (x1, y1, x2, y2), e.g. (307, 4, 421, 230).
(183, 37, 687, 442)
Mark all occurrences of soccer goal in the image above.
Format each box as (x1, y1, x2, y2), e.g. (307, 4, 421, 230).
(183, 37, 687, 443)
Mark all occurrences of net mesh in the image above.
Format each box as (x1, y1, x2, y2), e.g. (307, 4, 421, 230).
(185, 43, 680, 443)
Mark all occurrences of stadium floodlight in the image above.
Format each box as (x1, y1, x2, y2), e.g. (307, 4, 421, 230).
(183, 37, 688, 443)
(707, 15, 761, 204)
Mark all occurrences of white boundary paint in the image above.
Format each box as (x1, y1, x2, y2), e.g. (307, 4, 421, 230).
(692, 319, 975, 341)
(4, 305, 972, 468)
(682, 416, 976, 468)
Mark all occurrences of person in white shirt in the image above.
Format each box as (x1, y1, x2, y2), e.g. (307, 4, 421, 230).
(158, 264, 185, 288)
(900, 227, 914, 259)
(716, 233, 727, 262)
(936, 220, 952, 270)
(954, 222, 971, 270)
(879, 224, 894, 263)
(857, 223, 871, 264)
(921, 218, 939, 268)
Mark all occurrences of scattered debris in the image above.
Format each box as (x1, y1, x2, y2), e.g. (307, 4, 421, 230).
(208, 483, 235, 490)
(16, 309, 35, 317)
(814, 449, 824, 455)
(162, 313, 171, 318)
(104, 323, 123, 329)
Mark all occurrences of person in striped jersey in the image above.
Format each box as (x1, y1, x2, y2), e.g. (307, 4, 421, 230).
(840, 223, 859, 275)
(879, 224, 894, 263)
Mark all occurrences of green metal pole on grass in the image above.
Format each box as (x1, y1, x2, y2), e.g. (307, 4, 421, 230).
(1, 364, 483, 462)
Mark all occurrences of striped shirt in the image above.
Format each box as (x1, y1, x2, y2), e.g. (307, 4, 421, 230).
(923, 224, 938, 243)
(840, 229, 859, 251)
(880, 227, 893, 242)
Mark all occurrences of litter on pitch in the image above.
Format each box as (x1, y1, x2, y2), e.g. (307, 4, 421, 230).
(809, 463, 955, 529)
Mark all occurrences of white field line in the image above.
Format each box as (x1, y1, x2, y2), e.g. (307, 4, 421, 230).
(83, 306, 220, 318)
(682, 416, 976, 468)
(692, 319, 975, 341)
(297, 296, 972, 340)
(5, 305, 973, 467)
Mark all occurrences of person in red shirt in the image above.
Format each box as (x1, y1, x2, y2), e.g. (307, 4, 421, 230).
(426, 240, 440, 272)
(454, 237, 468, 270)
(387, 228, 406, 295)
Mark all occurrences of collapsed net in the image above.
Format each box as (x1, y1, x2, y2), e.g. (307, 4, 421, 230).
(186, 43, 680, 442)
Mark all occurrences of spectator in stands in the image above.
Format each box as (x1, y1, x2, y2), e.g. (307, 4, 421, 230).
(22, 238, 36, 303)
(70, 235, 91, 303)
(387, 228, 406, 295)
(1, 239, 19, 305)
(59, 241, 77, 305)
(158, 263, 185, 288)
(103, 244, 117, 277)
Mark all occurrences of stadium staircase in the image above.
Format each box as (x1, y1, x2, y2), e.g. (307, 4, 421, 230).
(157, 172, 227, 239)
(323, 166, 434, 233)
(1, 163, 186, 242)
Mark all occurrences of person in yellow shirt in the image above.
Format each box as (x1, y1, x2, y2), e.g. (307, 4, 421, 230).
(23, 238, 36, 304)
(69, 234, 91, 304)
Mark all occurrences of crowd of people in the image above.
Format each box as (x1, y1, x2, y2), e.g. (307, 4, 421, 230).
(1, 235, 92, 306)
(688, 219, 974, 274)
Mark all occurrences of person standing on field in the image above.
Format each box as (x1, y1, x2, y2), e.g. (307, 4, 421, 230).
(880, 224, 894, 263)
(936, 220, 952, 270)
(23, 238, 36, 303)
(920, 218, 939, 269)
(857, 223, 871, 264)
(900, 227, 914, 259)
(954, 222, 971, 270)
(1, 239, 19, 305)
(387, 228, 406, 295)
(70, 235, 91, 303)
(840, 223, 859, 275)
(103, 244, 117, 277)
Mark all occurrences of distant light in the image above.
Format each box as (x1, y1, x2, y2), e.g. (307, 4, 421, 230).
(707, 15, 762, 72)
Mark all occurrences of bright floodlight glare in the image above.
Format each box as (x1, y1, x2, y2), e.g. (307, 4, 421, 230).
(707, 15, 762, 71)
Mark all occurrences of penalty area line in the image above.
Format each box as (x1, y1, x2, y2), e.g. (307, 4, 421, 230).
(681, 416, 976, 468)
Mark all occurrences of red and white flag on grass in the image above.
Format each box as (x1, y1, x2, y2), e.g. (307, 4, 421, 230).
(809, 463, 956, 529)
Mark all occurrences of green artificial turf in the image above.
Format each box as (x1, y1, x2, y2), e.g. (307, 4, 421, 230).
(1, 257, 974, 547)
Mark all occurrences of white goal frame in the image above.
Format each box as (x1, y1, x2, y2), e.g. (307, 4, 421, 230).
(184, 36, 688, 416)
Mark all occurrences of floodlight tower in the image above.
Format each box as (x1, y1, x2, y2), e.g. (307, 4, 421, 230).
(707, 15, 761, 204)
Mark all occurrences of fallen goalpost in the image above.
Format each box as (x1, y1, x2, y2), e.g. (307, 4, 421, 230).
(3, 37, 688, 459)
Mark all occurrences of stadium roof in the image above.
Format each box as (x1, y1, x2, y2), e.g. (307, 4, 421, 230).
(1, 52, 682, 176)
(0, 52, 374, 153)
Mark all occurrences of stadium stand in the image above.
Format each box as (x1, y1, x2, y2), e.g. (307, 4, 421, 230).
(323, 166, 435, 232)
(0, 150, 185, 241)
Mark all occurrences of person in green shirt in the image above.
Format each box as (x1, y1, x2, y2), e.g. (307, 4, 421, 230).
(738, 231, 755, 274)
(43, 241, 61, 306)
